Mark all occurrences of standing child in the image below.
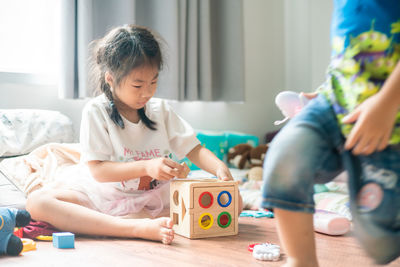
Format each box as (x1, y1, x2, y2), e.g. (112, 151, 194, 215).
(262, 1, 400, 266)
(26, 24, 242, 245)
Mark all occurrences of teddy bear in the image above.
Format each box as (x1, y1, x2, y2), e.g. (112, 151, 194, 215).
(227, 143, 253, 169)
(228, 143, 268, 169)
(228, 143, 269, 182)
(0, 207, 31, 256)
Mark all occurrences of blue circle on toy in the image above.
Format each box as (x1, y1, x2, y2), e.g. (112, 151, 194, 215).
(217, 191, 232, 207)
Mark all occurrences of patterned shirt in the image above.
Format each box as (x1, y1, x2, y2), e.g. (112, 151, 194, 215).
(321, 0, 400, 144)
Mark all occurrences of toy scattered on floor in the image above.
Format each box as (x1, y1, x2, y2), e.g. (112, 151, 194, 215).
(36, 235, 53, 241)
(21, 238, 36, 252)
(274, 91, 310, 125)
(249, 243, 281, 261)
(53, 232, 75, 249)
(240, 210, 274, 218)
(313, 210, 351, 236)
(23, 220, 59, 240)
(170, 178, 239, 239)
(0, 207, 31, 256)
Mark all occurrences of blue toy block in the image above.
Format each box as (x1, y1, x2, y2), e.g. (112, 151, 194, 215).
(53, 232, 75, 249)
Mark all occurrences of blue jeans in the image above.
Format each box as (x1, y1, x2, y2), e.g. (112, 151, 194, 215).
(262, 95, 400, 264)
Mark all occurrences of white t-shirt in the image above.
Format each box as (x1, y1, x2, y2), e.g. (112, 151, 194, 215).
(80, 94, 200, 192)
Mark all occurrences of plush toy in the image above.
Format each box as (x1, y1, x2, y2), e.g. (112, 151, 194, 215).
(248, 166, 263, 181)
(249, 144, 269, 167)
(274, 91, 309, 125)
(0, 207, 31, 256)
(228, 143, 269, 170)
(227, 143, 253, 169)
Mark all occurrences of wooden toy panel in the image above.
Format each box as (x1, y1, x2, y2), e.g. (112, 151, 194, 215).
(191, 186, 237, 237)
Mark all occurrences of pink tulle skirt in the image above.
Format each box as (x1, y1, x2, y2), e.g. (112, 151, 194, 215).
(53, 163, 170, 218)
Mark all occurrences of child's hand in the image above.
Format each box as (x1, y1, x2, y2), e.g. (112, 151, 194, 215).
(216, 167, 234, 181)
(145, 158, 183, 180)
(300, 91, 318, 100)
(342, 93, 398, 155)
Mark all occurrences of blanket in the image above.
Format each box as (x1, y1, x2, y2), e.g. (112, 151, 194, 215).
(0, 143, 81, 195)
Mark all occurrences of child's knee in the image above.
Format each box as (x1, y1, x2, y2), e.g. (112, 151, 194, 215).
(25, 188, 55, 217)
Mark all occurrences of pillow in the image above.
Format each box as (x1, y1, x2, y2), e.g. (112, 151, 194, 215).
(0, 109, 74, 157)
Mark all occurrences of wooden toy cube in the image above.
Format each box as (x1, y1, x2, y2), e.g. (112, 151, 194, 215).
(53, 232, 75, 249)
(170, 178, 239, 239)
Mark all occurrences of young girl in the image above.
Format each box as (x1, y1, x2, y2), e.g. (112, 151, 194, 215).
(262, 1, 400, 266)
(26, 24, 242, 245)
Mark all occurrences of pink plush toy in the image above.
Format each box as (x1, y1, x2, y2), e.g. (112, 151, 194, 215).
(274, 91, 310, 125)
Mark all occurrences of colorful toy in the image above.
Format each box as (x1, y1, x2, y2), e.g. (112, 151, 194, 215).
(52, 232, 75, 249)
(21, 238, 36, 253)
(274, 91, 310, 125)
(251, 243, 281, 261)
(170, 178, 239, 239)
(0, 207, 31, 256)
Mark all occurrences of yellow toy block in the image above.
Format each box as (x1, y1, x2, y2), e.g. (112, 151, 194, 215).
(170, 178, 239, 239)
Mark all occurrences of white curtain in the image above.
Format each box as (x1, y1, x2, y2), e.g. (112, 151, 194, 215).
(58, 0, 244, 101)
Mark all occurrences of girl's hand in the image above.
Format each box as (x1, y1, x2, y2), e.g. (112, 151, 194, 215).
(216, 167, 234, 181)
(342, 93, 398, 155)
(145, 158, 183, 180)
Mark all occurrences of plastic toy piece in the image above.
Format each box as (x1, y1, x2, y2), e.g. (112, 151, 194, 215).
(170, 178, 239, 239)
(274, 91, 309, 125)
(21, 238, 36, 253)
(52, 232, 75, 249)
(36, 235, 53, 241)
(313, 210, 351, 236)
(13, 227, 23, 238)
(248, 243, 261, 252)
(252, 243, 281, 261)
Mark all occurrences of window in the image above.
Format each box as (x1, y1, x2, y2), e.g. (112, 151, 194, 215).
(0, 0, 59, 82)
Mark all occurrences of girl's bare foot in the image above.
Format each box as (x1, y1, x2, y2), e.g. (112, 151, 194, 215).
(132, 217, 174, 244)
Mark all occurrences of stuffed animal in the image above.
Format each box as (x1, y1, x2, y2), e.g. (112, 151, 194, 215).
(228, 144, 269, 170)
(249, 144, 268, 167)
(274, 91, 309, 125)
(0, 207, 31, 256)
(227, 143, 253, 169)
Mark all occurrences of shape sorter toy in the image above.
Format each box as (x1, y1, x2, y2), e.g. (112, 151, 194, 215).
(170, 178, 239, 239)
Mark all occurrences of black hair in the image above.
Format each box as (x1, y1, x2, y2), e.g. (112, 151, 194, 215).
(90, 25, 163, 130)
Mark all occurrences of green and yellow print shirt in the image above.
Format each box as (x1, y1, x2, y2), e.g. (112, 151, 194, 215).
(321, 0, 400, 144)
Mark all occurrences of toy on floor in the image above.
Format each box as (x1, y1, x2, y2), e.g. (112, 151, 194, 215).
(274, 91, 310, 125)
(249, 243, 281, 261)
(53, 232, 75, 249)
(21, 238, 36, 252)
(313, 210, 351, 236)
(170, 178, 239, 239)
(240, 210, 274, 218)
(0, 207, 31, 256)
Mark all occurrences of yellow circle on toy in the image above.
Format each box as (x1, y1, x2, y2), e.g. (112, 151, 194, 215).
(198, 213, 214, 230)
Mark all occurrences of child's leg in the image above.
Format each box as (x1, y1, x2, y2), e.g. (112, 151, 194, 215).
(25, 187, 174, 244)
(274, 209, 318, 267)
(262, 95, 344, 267)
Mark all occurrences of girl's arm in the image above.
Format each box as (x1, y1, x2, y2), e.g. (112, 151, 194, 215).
(186, 144, 233, 181)
(186, 144, 243, 214)
(343, 61, 400, 155)
(87, 157, 183, 183)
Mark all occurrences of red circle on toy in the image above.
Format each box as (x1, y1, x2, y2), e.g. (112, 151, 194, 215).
(199, 192, 213, 208)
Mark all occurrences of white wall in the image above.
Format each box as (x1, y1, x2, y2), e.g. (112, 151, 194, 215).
(0, 0, 332, 142)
